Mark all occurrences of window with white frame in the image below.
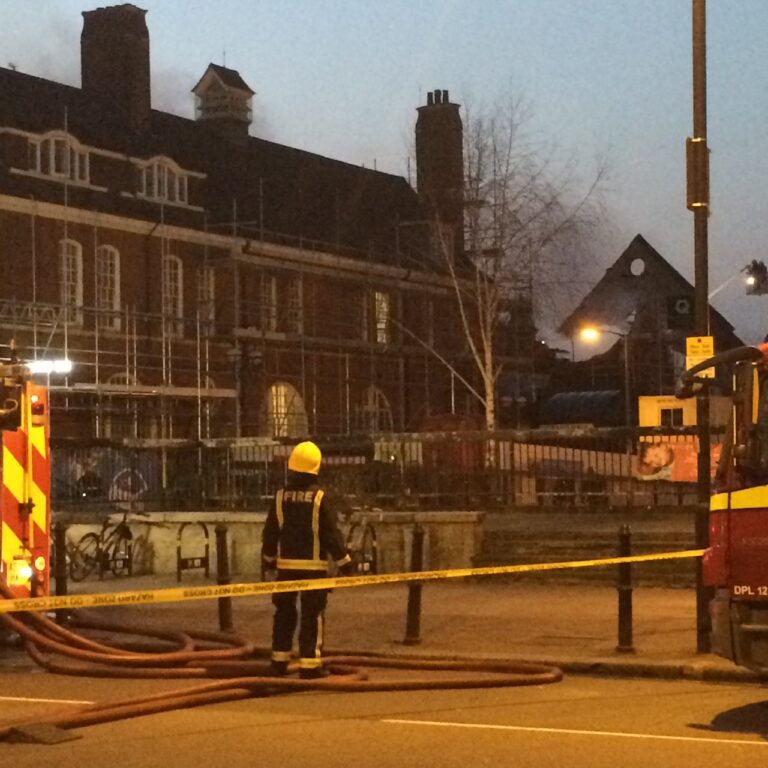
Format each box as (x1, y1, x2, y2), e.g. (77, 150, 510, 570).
(30, 134, 89, 183)
(136, 159, 189, 204)
(196, 265, 216, 331)
(355, 386, 394, 433)
(660, 407, 684, 427)
(261, 274, 278, 331)
(162, 254, 184, 336)
(374, 290, 391, 344)
(59, 239, 83, 325)
(96, 245, 121, 330)
(263, 381, 308, 437)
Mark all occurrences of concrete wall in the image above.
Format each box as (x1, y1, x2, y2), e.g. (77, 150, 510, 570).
(363, 511, 485, 573)
(62, 510, 485, 580)
(64, 512, 265, 579)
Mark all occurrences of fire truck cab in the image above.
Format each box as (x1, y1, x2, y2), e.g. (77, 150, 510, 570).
(678, 342, 768, 670)
(0, 355, 51, 599)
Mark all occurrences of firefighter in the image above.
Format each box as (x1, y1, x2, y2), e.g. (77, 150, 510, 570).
(261, 440, 354, 678)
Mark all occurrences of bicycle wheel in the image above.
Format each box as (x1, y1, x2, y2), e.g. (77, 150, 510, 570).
(347, 523, 378, 575)
(69, 533, 100, 582)
(358, 524, 378, 574)
(110, 531, 133, 577)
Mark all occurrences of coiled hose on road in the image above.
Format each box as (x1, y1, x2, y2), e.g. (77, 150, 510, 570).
(0, 584, 562, 738)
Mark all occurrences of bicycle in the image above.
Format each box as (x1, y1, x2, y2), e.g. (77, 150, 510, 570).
(342, 507, 379, 575)
(69, 511, 139, 582)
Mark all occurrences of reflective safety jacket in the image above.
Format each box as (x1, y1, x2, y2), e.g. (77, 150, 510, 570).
(261, 477, 351, 572)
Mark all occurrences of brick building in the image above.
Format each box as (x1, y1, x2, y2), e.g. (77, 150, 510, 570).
(0, 4, 535, 441)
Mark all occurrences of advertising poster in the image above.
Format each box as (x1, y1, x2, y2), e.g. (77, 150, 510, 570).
(635, 440, 721, 481)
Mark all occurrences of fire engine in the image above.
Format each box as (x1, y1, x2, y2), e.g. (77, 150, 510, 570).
(677, 341, 768, 670)
(0, 345, 52, 599)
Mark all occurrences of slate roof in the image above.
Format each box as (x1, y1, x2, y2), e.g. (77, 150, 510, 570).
(558, 234, 742, 349)
(538, 390, 623, 427)
(0, 66, 426, 268)
(191, 64, 255, 95)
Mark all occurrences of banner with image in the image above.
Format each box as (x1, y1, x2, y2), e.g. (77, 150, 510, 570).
(635, 440, 721, 481)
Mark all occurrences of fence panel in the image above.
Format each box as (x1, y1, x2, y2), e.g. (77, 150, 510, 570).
(51, 425, 716, 515)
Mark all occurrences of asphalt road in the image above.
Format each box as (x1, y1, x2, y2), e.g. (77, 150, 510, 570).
(3, 667, 768, 767)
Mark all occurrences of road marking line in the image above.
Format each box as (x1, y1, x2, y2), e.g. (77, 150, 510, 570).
(0, 695, 94, 706)
(382, 719, 768, 747)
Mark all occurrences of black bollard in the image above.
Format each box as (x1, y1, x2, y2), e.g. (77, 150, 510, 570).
(403, 524, 425, 645)
(53, 523, 69, 625)
(616, 523, 634, 653)
(215, 524, 234, 632)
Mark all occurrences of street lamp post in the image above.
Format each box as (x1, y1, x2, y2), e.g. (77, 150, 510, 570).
(578, 326, 632, 427)
(622, 333, 631, 428)
(688, 0, 712, 655)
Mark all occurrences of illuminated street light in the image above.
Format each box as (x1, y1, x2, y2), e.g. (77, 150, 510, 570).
(578, 326, 601, 343)
(744, 260, 768, 295)
(578, 325, 632, 427)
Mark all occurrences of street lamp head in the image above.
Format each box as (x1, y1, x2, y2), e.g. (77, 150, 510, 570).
(576, 325, 632, 426)
(744, 260, 768, 295)
(578, 326, 601, 343)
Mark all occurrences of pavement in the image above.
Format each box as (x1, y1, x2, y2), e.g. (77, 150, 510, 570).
(2, 572, 765, 684)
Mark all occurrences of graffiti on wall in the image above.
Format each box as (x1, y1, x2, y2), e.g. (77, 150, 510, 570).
(53, 448, 156, 508)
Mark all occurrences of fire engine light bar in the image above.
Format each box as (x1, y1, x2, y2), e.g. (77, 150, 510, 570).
(26, 359, 73, 375)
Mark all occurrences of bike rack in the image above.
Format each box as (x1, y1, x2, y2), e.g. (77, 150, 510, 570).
(176, 522, 210, 582)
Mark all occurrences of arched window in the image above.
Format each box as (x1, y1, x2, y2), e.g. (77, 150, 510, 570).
(136, 157, 189, 204)
(59, 239, 83, 325)
(355, 386, 393, 433)
(31, 132, 89, 183)
(107, 373, 139, 387)
(162, 254, 184, 337)
(262, 382, 308, 437)
(361, 290, 393, 344)
(96, 245, 121, 330)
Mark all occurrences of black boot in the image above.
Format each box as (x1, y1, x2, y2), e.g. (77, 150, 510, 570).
(299, 666, 330, 680)
(270, 660, 289, 676)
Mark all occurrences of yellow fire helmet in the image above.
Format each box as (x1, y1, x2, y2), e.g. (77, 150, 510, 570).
(287, 440, 322, 475)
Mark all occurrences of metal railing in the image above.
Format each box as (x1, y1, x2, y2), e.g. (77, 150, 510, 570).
(51, 425, 717, 516)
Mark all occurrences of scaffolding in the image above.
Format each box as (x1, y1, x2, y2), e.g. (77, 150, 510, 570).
(3, 95, 537, 441)
(0, 297, 236, 440)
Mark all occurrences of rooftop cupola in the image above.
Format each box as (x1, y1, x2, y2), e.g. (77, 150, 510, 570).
(192, 64, 255, 145)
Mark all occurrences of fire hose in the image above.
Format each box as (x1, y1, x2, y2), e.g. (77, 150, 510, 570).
(0, 581, 562, 739)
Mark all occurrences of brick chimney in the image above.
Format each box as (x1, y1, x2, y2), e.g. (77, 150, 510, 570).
(81, 4, 151, 133)
(415, 89, 464, 257)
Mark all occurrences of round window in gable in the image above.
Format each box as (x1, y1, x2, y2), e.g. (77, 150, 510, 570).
(630, 257, 646, 276)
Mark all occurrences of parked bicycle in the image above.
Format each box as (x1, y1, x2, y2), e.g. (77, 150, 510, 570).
(69, 511, 141, 582)
(342, 508, 378, 575)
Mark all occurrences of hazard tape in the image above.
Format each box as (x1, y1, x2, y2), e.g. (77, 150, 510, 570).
(0, 549, 705, 615)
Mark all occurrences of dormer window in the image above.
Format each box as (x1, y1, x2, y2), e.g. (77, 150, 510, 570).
(29, 132, 89, 183)
(136, 158, 189, 204)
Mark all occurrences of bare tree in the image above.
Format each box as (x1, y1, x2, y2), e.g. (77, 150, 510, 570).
(411, 96, 606, 431)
